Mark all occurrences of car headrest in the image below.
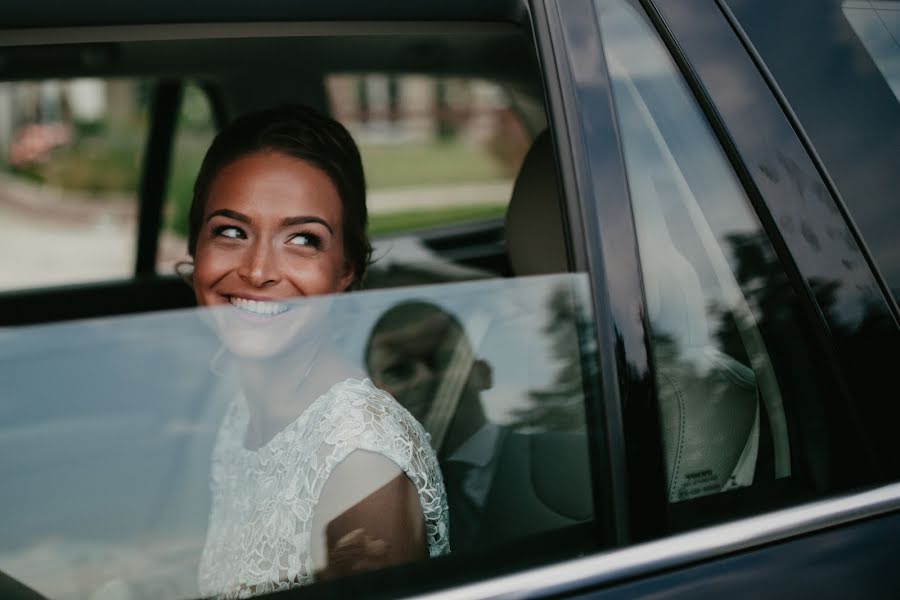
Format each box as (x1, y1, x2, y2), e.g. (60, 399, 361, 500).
(630, 177, 710, 349)
(505, 130, 568, 276)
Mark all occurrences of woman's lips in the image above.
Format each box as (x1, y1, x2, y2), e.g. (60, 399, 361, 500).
(226, 295, 293, 322)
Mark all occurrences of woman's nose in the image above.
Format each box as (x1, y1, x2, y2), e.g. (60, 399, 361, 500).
(237, 241, 281, 287)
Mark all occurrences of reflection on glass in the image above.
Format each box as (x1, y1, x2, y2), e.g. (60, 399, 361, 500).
(0, 274, 596, 598)
(843, 2, 900, 103)
(364, 278, 594, 553)
(595, 0, 793, 502)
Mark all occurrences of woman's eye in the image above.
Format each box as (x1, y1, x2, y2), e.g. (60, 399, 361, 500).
(212, 225, 245, 239)
(288, 233, 322, 249)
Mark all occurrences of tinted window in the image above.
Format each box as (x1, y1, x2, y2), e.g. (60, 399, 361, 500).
(844, 1, 900, 101)
(595, 0, 865, 526)
(724, 0, 900, 304)
(0, 78, 148, 290)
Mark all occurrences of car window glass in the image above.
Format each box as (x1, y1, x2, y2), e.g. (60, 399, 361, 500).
(0, 25, 607, 596)
(0, 78, 148, 290)
(595, 0, 855, 523)
(722, 0, 900, 306)
(0, 274, 600, 598)
(158, 83, 217, 275)
(843, 1, 900, 103)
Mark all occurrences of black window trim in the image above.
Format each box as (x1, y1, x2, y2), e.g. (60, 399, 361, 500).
(135, 79, 183, 277)
(0, 21, 521, 48)
(531, 0, 669, 546)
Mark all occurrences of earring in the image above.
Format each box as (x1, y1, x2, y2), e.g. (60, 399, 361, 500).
(175, 260, 194, 286)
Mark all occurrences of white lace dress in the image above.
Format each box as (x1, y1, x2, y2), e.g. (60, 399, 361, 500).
(197, 378, 449, 598)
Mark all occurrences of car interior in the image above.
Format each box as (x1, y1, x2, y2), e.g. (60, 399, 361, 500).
(0, 25, 545, 326)
(0, 21, 604, 576)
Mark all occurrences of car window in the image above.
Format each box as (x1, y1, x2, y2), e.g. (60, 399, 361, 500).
(0, 78, 149, 290)
(0, 274, 600, 599)
(723, 0, 900, 306)
(158, 83, 217, 275)
(844, 1, 900, 102)
(0, 28, 604, 599)
(595, 0, 861, 526)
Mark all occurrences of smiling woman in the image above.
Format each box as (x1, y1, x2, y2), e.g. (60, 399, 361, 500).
(192, 151, 355, 358)
(183, 105, 449, 598)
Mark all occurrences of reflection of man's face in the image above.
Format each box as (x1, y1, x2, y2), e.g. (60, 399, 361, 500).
(366, 311, 465, 423)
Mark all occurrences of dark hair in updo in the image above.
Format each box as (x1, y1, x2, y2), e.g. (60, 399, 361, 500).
(188, 104, 371, 286)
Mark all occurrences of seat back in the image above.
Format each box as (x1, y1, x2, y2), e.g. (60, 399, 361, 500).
(504, 129, 568, 276)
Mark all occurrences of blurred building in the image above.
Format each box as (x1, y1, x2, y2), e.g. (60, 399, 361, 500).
(327, 74, 514, 145)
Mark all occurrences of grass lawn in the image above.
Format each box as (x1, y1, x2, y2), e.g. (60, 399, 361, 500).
(368, 202, 507, 237)
(9, 122, 511, 238)
(359, 141, 510, 189)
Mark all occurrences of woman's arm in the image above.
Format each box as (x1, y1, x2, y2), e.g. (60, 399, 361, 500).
(311, 450, 426, 580)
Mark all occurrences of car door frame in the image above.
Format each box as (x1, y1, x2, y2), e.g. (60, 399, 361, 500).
(537, 0, 900, 544)
(458, 0, 900, 595)
(401, 0, 900, 595)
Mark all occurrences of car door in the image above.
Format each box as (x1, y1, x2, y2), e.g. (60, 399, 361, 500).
(465, 0, 900, 596)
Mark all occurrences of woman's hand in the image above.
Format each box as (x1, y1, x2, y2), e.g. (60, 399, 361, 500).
(311, 452, 427, 580)
(317, 528, 388, 579)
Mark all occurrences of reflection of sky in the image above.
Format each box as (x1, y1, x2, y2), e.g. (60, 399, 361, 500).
(726, 0, 900, 321)
(844, 3, 900, 101)
(0, 273, 590, 598)
(596, 0, 761, 347)
(599, 0, 888, 327)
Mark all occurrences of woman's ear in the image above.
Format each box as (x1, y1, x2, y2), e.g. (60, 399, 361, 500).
(339, 261, 356, 292)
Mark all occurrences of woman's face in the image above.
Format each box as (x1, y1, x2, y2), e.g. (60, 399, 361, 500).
(193, 150, 354, 357)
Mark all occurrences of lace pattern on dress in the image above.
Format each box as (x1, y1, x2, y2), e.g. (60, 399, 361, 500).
(197, 378, 449, 599)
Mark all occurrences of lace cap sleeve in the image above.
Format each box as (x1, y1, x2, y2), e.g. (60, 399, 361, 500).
(314, 379, 450, 557)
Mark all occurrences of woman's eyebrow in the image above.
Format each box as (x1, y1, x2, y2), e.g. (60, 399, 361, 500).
(207, 209, 250, 223)
(281, 216, 334, 235)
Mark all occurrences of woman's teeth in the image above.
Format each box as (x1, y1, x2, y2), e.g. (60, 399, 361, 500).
(228, 297, 290, 317)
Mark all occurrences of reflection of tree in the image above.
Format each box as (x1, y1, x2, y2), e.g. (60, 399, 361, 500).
(706, 229, 883, 486)
(708, 231, 829, 366)
(509, 285, 594, 432)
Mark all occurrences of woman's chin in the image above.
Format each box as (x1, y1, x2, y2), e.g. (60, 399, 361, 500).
(210, 300, 322, 360)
